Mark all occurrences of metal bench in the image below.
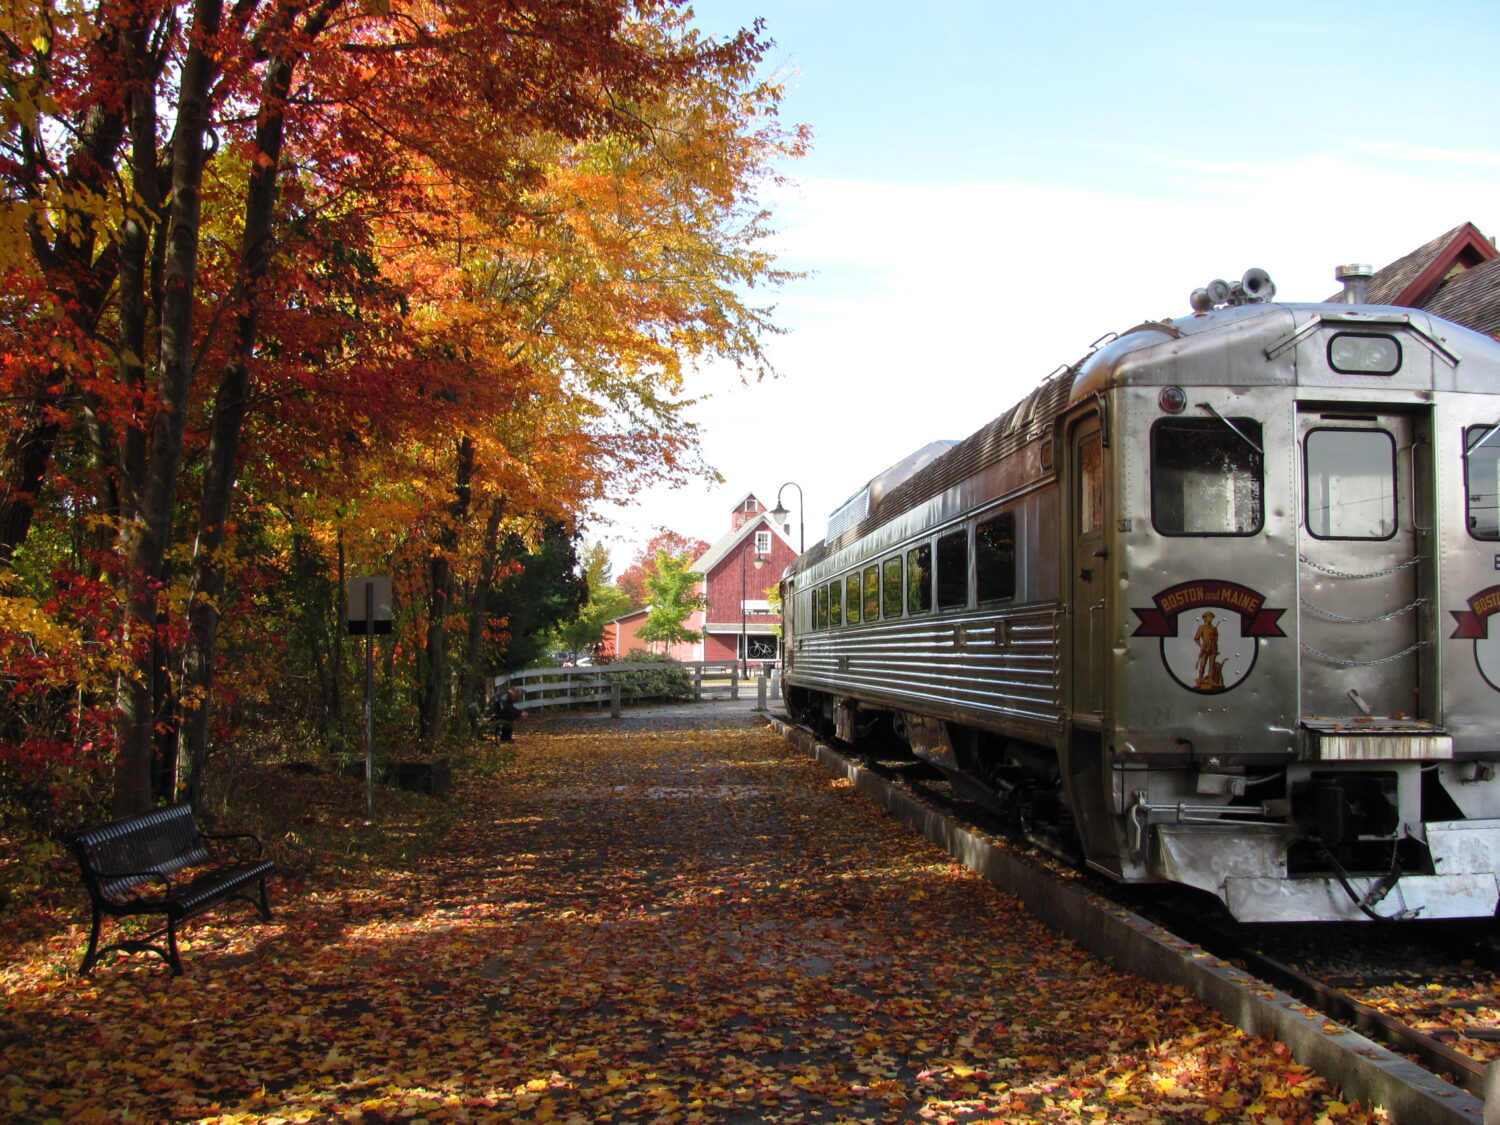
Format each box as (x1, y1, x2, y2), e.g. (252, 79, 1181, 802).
(71, 804, 275, 975)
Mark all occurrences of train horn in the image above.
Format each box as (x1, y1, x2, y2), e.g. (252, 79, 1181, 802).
(1240, 267, 1276, 302)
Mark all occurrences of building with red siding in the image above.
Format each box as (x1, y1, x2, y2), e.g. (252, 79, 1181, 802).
(605, 493, 799, 665)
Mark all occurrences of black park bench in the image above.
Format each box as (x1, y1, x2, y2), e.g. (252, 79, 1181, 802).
(71, 803, 276, 976)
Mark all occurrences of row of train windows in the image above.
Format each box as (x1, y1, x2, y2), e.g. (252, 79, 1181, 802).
(1154, 418, 1500, 541)
(809, 512, 1015, 630)
(813, 415, 1500, 628)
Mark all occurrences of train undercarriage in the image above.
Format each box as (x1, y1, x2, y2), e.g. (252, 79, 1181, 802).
(786, 686, 1500, 923)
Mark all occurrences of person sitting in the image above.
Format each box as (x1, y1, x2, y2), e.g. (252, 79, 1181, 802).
(486, 688, 526, 742)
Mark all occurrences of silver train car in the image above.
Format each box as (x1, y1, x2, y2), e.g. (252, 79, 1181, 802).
(781, 269, 1500, 923)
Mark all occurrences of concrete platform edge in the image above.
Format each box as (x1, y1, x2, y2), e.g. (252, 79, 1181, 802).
(767, 715, 1485, 1125)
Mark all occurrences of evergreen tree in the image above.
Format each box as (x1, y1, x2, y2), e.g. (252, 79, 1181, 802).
(551, 542, 633, 658)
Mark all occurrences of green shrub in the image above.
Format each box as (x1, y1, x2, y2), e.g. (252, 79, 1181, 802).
(604, 654, 694, 703)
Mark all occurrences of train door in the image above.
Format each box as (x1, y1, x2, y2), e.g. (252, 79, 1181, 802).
(1069, 416, 1107, 719)
(1296, 408, 1426, 719)
(1066, 412, 1128, 876)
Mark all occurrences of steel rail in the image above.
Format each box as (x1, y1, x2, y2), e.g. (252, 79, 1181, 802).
(1227, 945, 1488, 1097)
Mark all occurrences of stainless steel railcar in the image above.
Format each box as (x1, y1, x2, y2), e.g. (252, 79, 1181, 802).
(781, 270, 1500, 923)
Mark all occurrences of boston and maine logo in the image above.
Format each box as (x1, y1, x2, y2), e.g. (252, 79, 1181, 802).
(1132, 580, 1287, 694)
(1449, 585, 1500, 692)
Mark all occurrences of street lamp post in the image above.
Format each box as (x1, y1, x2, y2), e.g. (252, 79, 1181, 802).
(769, 481, 804, 554)
(741, 550, 766, 674)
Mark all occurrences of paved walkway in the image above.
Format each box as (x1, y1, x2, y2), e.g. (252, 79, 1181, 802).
(0, 705, 1378, 1123)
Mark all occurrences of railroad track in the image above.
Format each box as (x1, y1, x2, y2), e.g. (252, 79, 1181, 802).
(781, 714, 1500, 1103)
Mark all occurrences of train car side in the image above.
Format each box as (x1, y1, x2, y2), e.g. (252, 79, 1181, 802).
(783, 284, 1500, 923)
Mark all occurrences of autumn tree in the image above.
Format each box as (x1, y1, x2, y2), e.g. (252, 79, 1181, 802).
(0, 1, 805, 813)
(637, 548, 705, 651)
(618, 530, 711, 608)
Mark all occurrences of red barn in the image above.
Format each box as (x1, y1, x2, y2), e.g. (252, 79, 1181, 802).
(606, 492, 799, 666)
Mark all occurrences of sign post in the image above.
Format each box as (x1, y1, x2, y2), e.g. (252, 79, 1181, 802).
(346, 576, 393, 820)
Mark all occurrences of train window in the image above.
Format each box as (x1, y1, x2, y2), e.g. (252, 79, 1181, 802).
(976, 512, 1016, 601)
(1466, 426, 1500, 540)
(862, 566, 880, 621)
(937, 529, 968, 609)
(1151, 417, 1264, 536)
(845, 573, 861, 624)
(1305, 428, 1396, 539)
(1328, 333, 1401, 375)
(1079, 432, 1104, 536)
(882, 557, 903, 618)
(827, 580, 842, 627)
(907, 543, 933, 614)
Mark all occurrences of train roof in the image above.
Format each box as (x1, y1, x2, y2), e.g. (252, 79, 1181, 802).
(1072, 299, 1500, 400)
(792, 298, 1500, 574)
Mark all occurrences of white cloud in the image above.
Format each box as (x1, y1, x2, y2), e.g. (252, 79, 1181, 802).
(590, 145, 1500, 573)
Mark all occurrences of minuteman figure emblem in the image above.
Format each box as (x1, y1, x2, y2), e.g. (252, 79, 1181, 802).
(1193, 611, 1227, 691)
(1132, 579, 1286, 695)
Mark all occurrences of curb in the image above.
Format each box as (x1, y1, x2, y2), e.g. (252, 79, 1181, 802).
(767, 715, 1486, 1125)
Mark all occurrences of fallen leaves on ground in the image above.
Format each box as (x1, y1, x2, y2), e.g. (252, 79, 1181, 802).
(0, 718, 1389, 1123)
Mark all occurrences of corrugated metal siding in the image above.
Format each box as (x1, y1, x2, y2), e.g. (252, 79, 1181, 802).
(791, 607, 1063, 735)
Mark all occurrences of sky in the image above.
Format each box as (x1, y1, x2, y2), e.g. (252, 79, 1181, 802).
(587, 0, 1500, 571)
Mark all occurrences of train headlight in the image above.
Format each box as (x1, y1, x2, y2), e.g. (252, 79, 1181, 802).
(1328, 332, 1401, 375)
(1158, 386, 1187, 413)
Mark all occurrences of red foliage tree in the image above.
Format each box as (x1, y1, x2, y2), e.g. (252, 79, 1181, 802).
(617, 531, 711, 608)
(0, 1, 805, 813)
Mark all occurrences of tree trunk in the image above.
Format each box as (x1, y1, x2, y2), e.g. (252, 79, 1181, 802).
(112, 0, 224, 817)
(0, 406, 60, 566)
(179, 7, 317, 803)
(462, 497, 506, 709)
(419, 437, 475, 745)
(332, 528, 346, 735)
(0, 70, 130, 563)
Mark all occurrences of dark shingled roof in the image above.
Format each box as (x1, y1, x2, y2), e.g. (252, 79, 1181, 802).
(1323, 222, 1500, 338)
(1364, 224, 1469, 305)
(1422, 256, 1500, 337)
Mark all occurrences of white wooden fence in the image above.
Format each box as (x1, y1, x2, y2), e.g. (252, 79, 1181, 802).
(492, 661, 780, 713)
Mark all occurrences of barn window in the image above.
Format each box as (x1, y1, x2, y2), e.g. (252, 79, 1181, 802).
(755, 530, 771, 555)
(936, 528, 968, 609)
(907, 543, 933, 614)
(744, 635, 777, 661)
(1152, 417, 1264, 536)
(975, 511, 1016, 602)
(882, 557, 904, 618)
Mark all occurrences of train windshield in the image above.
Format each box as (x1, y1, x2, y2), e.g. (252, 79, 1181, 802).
(1305, 428, 1396, 540)
(1467, 425, 1500, 540)
(1151, 417, 1264, 536)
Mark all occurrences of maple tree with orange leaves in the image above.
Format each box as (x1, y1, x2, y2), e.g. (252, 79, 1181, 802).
(0, 0, 806, 834)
